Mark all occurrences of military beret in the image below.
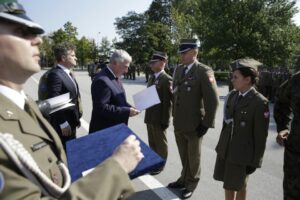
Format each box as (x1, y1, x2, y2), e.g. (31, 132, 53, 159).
(0, 0, 44, 34)
(149, 51, 168, 63)
(178, 39, 199, 53)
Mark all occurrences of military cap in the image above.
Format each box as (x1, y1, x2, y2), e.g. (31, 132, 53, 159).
(230, 58, 263, 73)
(178, 39, 199, 53)
(0, 0, 44, 34)
(149, 51, 168, 63)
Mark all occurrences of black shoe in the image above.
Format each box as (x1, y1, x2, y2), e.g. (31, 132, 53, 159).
(150, 169, 162, 175)
(181, 189, 193, 199)
(167, 181, 185, 189)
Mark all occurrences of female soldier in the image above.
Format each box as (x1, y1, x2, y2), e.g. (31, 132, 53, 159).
(213, 58, 269, 200)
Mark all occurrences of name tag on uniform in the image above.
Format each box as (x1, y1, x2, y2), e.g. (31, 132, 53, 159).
(31, 141, 48, 152)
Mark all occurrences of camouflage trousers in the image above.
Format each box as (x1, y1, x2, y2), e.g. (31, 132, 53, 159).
(283, 148, 300, 200)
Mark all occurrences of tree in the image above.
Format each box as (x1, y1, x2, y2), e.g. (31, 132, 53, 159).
(194, 0, 300, 67)
(50, 21, 78, 45)
(99, 37, 112, 58)
(63, 21, 78, 43)
(115, 1, 175, 64)
(76, 37, 94, 68)
(115, 11, 149, 63)
(50, 28, 68, 45)
(146, 0, 172, 26)
(39, 36, 54, 68)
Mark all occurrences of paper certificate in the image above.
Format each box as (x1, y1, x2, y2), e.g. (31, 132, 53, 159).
(133, 85, 161, 111)
(45, 93, 74, 114)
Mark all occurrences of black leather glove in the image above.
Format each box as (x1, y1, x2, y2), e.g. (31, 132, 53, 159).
(36, 100, 51, 118)
(246, 166, 256, 175)
(161, 124, 168, 130)
(196, 124, 209, 138)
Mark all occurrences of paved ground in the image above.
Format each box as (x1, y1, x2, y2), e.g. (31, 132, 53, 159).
(25, 70, 284, 200)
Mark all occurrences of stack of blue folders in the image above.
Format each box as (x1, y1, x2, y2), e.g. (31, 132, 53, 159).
(66, 123, 165, 182)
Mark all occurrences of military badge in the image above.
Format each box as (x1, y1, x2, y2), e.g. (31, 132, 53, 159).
(207, 71, 215, 83)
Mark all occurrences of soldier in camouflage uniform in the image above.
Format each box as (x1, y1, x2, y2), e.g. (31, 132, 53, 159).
(274, 71, 300, 200)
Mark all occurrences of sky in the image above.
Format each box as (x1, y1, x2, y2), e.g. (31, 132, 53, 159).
(19, 0, 153, 42)
(20, 0, 300, 42)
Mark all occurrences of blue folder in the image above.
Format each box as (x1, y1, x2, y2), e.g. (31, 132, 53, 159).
(66, 124, 165, 182)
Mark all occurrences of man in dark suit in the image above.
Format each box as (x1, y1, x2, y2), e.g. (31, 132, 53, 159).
(41, 42, 82, 148)
(89, 49, 140, 133)
(144, 51, 173, 175)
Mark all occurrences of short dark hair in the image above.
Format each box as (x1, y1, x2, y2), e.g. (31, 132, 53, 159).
(53, 42, 76, 62)
(235, 67, 258, 85)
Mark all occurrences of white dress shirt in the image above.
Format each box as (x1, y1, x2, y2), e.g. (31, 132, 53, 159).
(154, 70, 164, 79)
(0, 85, 26, 110)
(57, 64, 77, 93)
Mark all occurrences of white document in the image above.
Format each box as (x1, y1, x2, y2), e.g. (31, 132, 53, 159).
(45, 93, 75, 114)
(82, 168, 95, 177)
(133, 85, 161, 111)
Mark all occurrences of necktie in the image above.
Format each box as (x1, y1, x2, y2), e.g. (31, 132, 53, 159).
(69, 71, 78, 94)
(235, 94, 243, 105)
(148, 75, 156, 86)
(181, 66, 188, 78)
(69, 71, 75, 80)
(69, 71, 82, 115)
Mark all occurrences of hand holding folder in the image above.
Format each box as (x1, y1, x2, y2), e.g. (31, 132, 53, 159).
(66, 124, 165, 182)
(112, 135, 144, 173)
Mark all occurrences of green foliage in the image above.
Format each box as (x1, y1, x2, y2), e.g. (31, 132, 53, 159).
(39, 36, 54, 67)
(99, 37, 112, 58)
(39, 0, 300, 70)
(40, 21, 101, 68)
(214, 71, 230, 81)
(115, 11, 147, 63)
(115, 0, 174, 64)
(195, 0, 300, 67)
(146, 0, 172, 26)
(76, 37, 94, 67)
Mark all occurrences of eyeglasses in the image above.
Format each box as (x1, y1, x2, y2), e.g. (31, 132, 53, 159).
(0, 2, 25, 14)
